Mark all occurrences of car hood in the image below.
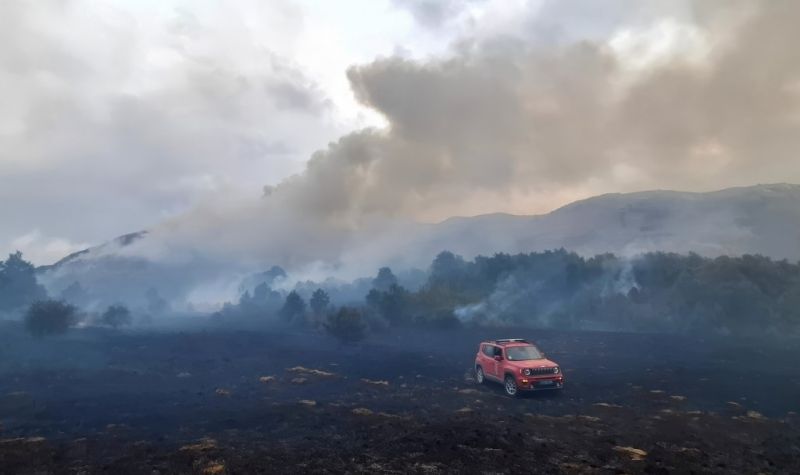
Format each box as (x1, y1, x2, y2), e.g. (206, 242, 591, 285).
(505, 359, 559, 370)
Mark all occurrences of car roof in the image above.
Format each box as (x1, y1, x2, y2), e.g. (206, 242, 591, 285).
(482, 339, 534, 347)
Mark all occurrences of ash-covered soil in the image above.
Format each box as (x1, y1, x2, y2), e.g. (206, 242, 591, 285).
(1, 324, 799, 474)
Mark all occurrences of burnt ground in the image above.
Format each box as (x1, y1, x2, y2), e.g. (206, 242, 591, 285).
(1, 322, 799, 474)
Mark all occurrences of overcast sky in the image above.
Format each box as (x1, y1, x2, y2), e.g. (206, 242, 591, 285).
(3, 0, 798, 265)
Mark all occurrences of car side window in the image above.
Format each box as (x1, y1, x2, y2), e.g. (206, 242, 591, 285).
(482, 345, 493, 357)
(493, 346, 503, 358)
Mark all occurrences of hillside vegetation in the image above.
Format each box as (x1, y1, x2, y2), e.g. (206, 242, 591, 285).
(218, 250, 800, 338)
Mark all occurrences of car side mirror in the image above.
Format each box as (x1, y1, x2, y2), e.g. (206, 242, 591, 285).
(493, 355, 503, 361)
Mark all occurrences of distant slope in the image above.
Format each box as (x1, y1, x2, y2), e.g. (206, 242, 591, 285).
(409, 183, 800, 261)
(37, 231, 148, 273)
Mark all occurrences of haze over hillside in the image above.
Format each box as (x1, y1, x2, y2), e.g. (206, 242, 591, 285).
(420, 183, 800, 261)
(38, 183, 800, 309)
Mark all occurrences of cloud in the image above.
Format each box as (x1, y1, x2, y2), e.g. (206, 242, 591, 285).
(0, 0, 347, 264)
(7, 230, 90, 266)
(391, 0, 485, 28)
(268, 80, 330, 113)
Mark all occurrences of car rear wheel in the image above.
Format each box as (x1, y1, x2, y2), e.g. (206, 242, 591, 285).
(475, 366, 485, 384)
(504, 375, 518, 397)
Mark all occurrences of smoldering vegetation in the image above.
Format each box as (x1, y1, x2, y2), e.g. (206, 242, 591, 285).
(5, 248, 800, 339)
(157, 250, 800, 339)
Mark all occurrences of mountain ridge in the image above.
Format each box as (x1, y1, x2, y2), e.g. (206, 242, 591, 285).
(432, 183, 800, 223)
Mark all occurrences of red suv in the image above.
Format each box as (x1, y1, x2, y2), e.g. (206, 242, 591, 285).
(474, 339, 564, 396)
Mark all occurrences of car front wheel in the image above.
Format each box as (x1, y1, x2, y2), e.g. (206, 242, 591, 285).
(475, 366, 485, 384)
(504, 375, 518, 397)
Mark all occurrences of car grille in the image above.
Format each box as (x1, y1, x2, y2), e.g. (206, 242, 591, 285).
(528, 367, 557, 376)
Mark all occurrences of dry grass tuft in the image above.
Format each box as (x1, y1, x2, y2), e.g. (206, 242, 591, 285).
(286, 366, 335, 377)
(614, 446, 648, 461)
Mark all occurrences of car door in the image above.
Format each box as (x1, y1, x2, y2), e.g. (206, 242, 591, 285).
(477, 344, 489, 372)
(479, 344, 495, 380)
(485, 345, 503, 380)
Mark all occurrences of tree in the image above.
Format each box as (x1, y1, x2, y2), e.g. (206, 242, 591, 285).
(430, 251, 466, 283)
(239, 266, 288, 295)
(239, 290, 253, 308)
(60, 281, 89, 306)
(372, 267, 398, 292)
(366, 284, 411, 326)
(324, 307, 366, 343)
(280, 291, 307, 324)
(310, 288, 330, 315)
(238, 283, 283, 317)
(253, 282, 279, 303)
(24, 300, 77, 337)
(0, 252, 47, 314)
(779, 282, 800, 331)
(262, 265, 288, 284)
(100, 304, 132, 329)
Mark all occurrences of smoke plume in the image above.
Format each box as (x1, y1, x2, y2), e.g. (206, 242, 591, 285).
(35, 1, 800, 307)
(153, 1, 800, 262)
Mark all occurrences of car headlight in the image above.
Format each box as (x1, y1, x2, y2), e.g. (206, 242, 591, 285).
(522, 368, 531, 376)
(553, 367, 560, 374)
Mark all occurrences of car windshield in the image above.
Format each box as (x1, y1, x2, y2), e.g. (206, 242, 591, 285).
(506, 346, 543, 361)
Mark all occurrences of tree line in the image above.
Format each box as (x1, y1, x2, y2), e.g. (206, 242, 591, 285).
(5, 248, 800, 340)
(0, 252, 134, 336)
(219, 249, 800, 341)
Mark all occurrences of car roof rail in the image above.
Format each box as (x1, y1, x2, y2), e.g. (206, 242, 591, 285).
(494, 338, 529, 344)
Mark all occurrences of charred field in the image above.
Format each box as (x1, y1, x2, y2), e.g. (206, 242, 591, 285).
(1, 324, 799, 474)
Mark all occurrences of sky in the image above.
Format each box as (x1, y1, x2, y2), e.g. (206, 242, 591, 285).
(2, 0, 799, 266)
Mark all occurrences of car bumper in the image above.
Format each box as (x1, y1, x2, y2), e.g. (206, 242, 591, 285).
(517, 377, 564, 391)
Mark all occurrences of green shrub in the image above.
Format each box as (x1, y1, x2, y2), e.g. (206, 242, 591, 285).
(324, 306, 366, 343)
(24, 300, 77, 337)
